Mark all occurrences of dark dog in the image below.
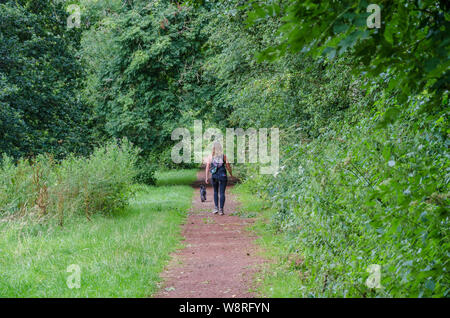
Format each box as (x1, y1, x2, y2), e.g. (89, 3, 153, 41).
(200, 184, 207, 202)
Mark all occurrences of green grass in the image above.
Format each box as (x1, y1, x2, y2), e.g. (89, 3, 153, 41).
(232, 184, 304, 298)
(0, 171, 196, 297)
(155, 169, 198, 186)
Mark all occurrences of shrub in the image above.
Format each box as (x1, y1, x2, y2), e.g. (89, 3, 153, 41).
(149, 147, 199, 171)
(134, 159, 157, 185)
(0, 139, 139, 224)
(240, 96, 449, 298)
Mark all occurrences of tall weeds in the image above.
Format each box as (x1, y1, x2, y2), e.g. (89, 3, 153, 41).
(0, 139, 139, 224)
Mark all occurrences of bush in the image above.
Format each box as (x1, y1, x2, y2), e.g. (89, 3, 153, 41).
(240, 96, 449, 298)
(149, 147, 199, 171)
(0, 139, 139, 224)
(134, 159, 157, 185)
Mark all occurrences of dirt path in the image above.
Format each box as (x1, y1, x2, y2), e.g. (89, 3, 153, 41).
(154, 170, 265, 298)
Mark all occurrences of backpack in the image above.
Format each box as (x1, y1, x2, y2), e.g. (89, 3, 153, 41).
(210, 155, 225, 177)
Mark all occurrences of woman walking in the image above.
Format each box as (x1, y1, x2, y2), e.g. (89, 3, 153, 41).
(205, 141, 233, 215)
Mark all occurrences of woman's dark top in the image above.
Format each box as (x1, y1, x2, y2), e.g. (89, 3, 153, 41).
(211, 155, 227, 180)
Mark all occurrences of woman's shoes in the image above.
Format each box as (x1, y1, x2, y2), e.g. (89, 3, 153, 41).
(213, 207, 224, 215)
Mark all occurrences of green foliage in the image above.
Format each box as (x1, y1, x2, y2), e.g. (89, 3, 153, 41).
(0, 139, 139, 224)
(134, 159, 157, 185)
(1, 0, 448, 298)
(200, 2, 370, 136)
(244, 0, 449, 110)
(204, 0, 449, 298)
(154, 169, 198, 186)
(148, 147, 199, 171)
(0, 0, 91, 159)
(81, 0, 213, 156)
(238, 94, 449, 297)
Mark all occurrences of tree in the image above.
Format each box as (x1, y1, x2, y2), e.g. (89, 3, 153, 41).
(0, 0, 90, 159)
(82, 0, 212, 156)
(244, 0, 449, 111)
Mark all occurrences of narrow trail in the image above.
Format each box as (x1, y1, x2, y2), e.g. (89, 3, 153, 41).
(154, 170, 265, 298)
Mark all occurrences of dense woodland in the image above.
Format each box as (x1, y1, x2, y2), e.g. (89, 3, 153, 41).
(0, 0, 448, 297)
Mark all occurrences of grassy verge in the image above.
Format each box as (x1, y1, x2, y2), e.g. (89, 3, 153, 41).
(0, 169, 197, 297)
(155, 169, 198, 186)
(232, 183, 304, 298)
